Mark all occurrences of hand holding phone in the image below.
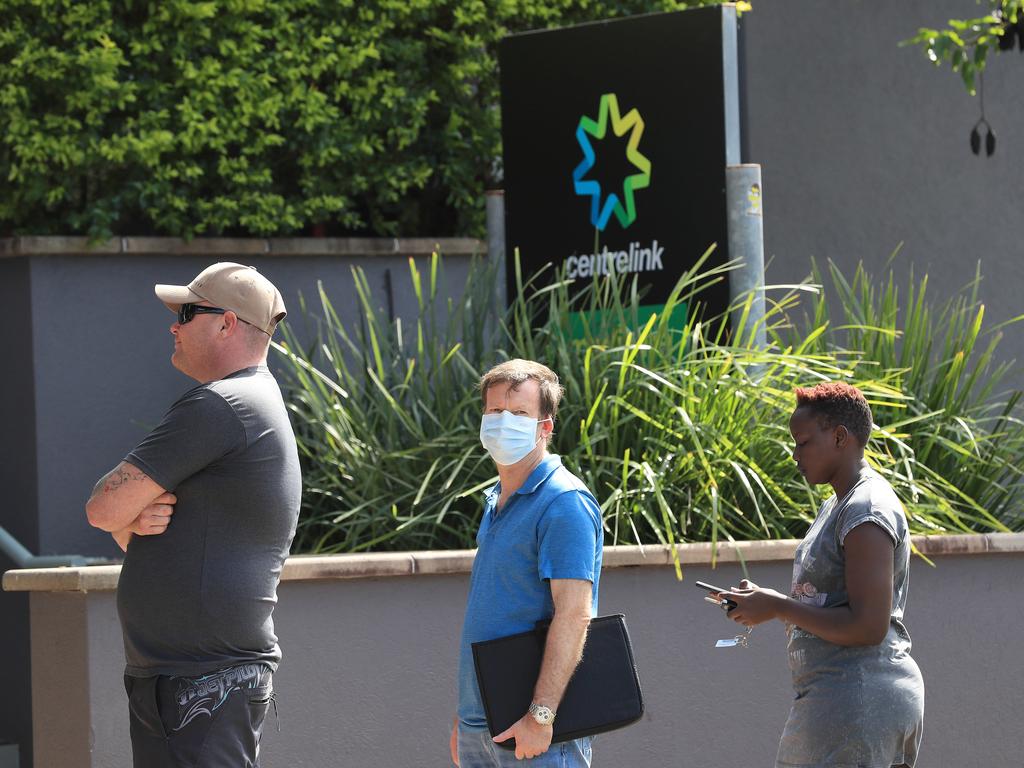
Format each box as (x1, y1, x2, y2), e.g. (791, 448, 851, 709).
(694, 580, 737, 609)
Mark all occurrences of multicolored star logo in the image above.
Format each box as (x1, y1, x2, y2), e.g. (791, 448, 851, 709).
(572, 93, 652, 231)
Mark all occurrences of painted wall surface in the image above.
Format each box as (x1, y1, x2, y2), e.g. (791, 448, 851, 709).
(0, 259, 38, 768)
(29, 553, 1024, 768)
(743, 0, 1024, 377)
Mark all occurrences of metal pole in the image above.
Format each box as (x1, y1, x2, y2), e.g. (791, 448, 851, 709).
(725, 164, 767, 348)
(485, 189, 507, 328)
(0, 525, 110, 568)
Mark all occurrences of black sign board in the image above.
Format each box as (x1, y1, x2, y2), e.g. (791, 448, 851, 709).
(499, 6, 739, 328)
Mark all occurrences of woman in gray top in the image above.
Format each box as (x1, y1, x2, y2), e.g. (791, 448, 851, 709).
(720, 382, 924, 767)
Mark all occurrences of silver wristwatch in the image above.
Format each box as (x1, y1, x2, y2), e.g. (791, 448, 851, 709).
(528, 702, 556, 726)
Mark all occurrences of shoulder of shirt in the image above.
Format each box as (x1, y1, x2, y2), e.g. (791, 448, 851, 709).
(844, 469, 907, 521)
(199, 367, 274, 399)
(174, 381, 247, 432)
(543, 463, 591, 494)
(538, 468, 600, 515)
(178, 380, 236, 407)
(861, 468, 903, 504)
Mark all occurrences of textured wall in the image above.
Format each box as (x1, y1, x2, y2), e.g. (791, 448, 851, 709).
(28, 552, 1024, 768)
(743, 0, 1024, 375)
(0, 258, 38, 768)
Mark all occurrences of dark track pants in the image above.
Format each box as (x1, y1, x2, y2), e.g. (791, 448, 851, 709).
(125, 663, 273, 768)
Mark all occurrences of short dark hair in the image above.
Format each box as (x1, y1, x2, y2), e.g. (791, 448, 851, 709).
(479, 359, 563, 420)
(794, 381, 873, 446)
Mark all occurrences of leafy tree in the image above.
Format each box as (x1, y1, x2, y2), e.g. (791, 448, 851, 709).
(0, 0, 733, 239)
(906, 0, 1024, 95)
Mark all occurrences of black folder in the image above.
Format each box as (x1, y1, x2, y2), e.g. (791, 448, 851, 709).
(471, 614, 644, 748)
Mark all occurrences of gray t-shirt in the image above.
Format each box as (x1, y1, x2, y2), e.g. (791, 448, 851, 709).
(118, 365, 301, 678)
(778, 465, 924, 767)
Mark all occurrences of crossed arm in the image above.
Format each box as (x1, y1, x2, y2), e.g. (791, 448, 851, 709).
(85, 462, 174, 552)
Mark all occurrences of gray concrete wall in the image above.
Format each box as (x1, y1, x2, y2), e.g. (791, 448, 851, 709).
(24, 550, 1024, 767)
(28, 594, 92, 768)
(744, 0, 1024, 377)
(0, 258, 39, 553)
(0, 258, 37, 768)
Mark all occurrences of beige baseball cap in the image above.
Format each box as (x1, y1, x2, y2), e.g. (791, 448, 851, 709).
(155, 262, 287, 335)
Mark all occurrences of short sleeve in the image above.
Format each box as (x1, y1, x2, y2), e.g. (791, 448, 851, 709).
(537, 491, 601, 583)
(124, 387, 246, 491)
(837, 500, 900, 548)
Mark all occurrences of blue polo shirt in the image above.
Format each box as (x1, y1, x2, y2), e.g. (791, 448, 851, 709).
(457, 454, 603, 728)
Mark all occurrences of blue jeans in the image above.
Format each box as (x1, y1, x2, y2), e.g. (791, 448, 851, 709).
(457, 726, 593, 768)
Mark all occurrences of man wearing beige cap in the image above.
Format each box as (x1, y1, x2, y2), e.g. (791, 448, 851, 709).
(86, 263, 301, 767)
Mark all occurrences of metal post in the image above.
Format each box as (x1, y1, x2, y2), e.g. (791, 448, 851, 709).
(0, 744, 18, 767)
(725, 164, 767, 348)
(0, 525, 110, 568)
(485, 189, 507, 322)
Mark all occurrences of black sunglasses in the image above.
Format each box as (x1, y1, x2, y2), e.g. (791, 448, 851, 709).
(177, 303, 227, 325)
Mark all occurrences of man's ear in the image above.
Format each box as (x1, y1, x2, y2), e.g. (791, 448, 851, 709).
(220, 311, 240, 336)
(834, 424, 850, 447)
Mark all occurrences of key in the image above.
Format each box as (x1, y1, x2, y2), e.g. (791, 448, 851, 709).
(714, 626, 752, 648)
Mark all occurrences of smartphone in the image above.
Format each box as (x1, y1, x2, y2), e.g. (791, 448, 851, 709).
(694, 580, 737, 609)
(694, 580, 728, 594)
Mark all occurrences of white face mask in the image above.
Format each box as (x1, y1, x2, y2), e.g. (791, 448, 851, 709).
(479, 411, 552, 466)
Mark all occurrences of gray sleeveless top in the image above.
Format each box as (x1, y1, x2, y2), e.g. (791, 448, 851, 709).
(778, 465, 924, 767)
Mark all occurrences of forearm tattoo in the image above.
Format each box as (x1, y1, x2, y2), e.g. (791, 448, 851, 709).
(93, 465, 145, 497)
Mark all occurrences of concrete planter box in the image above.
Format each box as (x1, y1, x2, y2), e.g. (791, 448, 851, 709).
(5, 533, 1023, 767)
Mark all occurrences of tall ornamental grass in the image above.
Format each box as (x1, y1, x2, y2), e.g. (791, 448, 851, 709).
(273, 252, 1023, 554)
(796, 258, 1024, 533)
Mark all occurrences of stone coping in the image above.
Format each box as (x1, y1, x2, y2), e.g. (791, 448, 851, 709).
(4, 533, 1023, 594)
(0, 236, 484, 259)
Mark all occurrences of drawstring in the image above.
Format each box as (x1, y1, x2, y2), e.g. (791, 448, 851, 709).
(270, 691, 281, 733)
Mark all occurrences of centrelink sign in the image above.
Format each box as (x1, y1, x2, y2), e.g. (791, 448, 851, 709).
(499, 5, 741, 327)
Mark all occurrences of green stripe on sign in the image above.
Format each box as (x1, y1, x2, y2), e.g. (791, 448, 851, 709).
(567, 302, 688, 340)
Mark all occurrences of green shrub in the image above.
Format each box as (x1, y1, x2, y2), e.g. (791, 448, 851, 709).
(274, 254, 500, 552)
(796, 257, 1024, 533)
(273, 253, 1022, 554)
(0, 0, 711, 239)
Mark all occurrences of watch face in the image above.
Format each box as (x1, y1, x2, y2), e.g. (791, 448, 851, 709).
(531, 704, 555, 725)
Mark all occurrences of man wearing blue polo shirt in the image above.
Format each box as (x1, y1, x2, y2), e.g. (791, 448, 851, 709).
(450, 359, 603, 767)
